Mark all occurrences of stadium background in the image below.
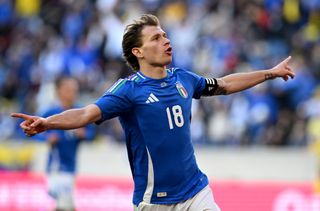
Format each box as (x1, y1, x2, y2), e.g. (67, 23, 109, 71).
(0, 0, 319, 210)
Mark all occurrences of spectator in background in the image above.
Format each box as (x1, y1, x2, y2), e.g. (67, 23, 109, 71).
(37, 76, 95, 211)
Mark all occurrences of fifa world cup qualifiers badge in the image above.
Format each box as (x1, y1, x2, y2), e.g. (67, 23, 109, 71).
(176, 82, 188, 98)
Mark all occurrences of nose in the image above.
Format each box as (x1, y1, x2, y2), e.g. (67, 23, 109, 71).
(164, 37, 170, 46)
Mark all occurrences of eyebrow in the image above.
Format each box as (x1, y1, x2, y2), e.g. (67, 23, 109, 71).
(150, 31, 166, 40)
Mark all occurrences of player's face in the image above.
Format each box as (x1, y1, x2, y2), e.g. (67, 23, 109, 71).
(139, 25, 172, 68)
(57, 79, 79, 108)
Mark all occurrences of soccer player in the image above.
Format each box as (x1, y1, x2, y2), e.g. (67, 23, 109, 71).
(12, 14, 295, 211)
(36, 76, 96, 211)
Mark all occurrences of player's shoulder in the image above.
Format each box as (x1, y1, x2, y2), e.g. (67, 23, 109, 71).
(106, 73, 143, 95)
(126, 72, 144, 83)
(106, 78, 127, 94)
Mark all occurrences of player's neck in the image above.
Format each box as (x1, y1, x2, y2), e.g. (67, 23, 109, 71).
(140, 66, 167, 79)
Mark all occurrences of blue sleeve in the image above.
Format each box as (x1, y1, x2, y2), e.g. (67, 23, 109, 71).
(177, 68, 206, 99)
(193, 76, 206, 99)
(94, 79, 133, 124)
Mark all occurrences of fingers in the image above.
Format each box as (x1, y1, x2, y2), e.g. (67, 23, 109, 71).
(24, 131, 32, 137)
(24, 130, 37, 137)
(21, 122, 36, 136)
(11, 113, 33, 120)
(11, 113, 45, 137)
(21, 125, 36, 137)
(281, 71, 294, 81)
(285, 66, 295, 79)
(276, 56, 295, 81)
(22, 124, 38, 136)
(274, 56, 292, 70)
(288, 71, 295, 79)
(282, 75, 289, 81)
(20, 121, 31, 130)
(283, 56, 291, 64)
(31, 119, 42, 127)
(277, 56, 292, 68)
(280, 56, 291, 67)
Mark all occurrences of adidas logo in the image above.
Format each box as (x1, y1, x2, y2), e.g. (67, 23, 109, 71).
(146, 93, 159, 104)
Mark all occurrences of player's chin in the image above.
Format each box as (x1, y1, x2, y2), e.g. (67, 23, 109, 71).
(163, 57, 172, 66)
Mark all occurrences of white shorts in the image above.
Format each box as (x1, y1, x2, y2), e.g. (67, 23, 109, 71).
(47, 172, 75, 210)
(134, 185, 221, 211)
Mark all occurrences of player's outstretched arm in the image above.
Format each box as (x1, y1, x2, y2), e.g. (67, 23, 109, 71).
(11, 104, 101, 137)
(214, 56, 295, 95)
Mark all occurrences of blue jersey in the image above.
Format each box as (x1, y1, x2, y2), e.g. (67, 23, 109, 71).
(95, 68, 208, 206)
(41, 106, 96, 174)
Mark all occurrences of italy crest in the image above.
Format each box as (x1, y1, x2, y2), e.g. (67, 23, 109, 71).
(176, 82, 188, 98)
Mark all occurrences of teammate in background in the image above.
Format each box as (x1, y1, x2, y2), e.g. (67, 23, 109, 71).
(12, 14, 294, 211)
(37, 76, 95, 211)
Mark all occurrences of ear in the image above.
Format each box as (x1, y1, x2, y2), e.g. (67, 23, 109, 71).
(132, 47, 144, 59)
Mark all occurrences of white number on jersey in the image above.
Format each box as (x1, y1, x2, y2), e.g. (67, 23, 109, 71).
(166, 105, 184, 129)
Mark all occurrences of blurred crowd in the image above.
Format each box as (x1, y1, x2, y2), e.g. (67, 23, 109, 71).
(0, 0, 320, 146)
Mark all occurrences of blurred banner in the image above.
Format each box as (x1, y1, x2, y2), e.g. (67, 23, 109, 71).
(0, 171, 319, 211)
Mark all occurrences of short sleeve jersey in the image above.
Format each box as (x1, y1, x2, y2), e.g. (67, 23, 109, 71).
(95, 68, 208, 206)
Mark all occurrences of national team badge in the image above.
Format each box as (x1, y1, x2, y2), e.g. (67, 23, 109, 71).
(176, 82, 188, 98)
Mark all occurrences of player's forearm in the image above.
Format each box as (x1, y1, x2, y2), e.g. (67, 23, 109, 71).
(45, 108, 89, 130)
(46, 105, 100, 130)
(220, 69, 274, 94)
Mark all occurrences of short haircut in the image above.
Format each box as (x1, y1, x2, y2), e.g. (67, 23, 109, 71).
(122, 14, 160, 72)
(55, 75, 75, 89)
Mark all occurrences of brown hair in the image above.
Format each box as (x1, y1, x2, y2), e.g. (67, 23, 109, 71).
(122, 14, 160, 71)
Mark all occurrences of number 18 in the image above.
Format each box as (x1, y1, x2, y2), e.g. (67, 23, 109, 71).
(166, 105, 184, 129)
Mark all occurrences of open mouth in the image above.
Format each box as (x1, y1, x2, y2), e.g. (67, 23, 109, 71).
(165, 47, 172, 55)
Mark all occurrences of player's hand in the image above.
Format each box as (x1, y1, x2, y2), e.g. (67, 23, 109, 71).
(73, 128, 86, 139)
(48, 133, 59, 145)
(11, 113, 48, 137)
(271, 56, 295, 81)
